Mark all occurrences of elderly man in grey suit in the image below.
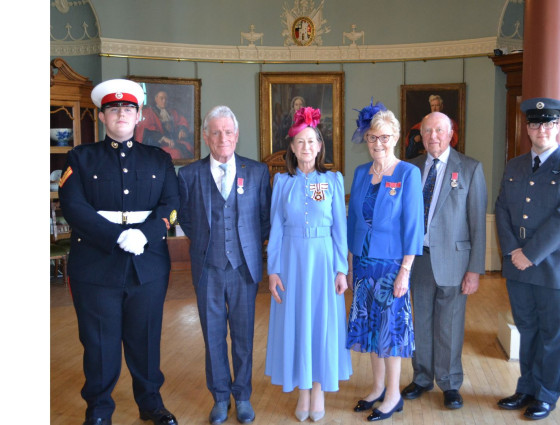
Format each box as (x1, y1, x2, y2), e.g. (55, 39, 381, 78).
(495, 97, 560, 421)
(401, 111, 487, 409)
(178, 105, 271, 425)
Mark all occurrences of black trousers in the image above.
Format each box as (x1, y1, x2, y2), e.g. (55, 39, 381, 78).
(506, 279, 560, 405)
(71, 268, 169, 419)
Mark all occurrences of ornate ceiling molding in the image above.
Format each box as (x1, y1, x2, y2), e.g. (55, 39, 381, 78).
(93, 36, 497, 63)
(51, 38, 101, 56)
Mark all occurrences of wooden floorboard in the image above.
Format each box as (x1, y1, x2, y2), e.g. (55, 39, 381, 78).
(50, 270, 560, 425)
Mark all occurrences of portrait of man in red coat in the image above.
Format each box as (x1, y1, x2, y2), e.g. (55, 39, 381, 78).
(135, 89, 194, 159)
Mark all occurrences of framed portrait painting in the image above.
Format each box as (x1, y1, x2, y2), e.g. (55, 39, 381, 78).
(400, 83, 466, 160)
(259, 72, 345, 173)
(128, 76, 201, 165)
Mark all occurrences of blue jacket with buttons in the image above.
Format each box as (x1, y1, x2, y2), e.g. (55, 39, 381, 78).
(495, 148, 560, 288)
(59, 137, 179, 285)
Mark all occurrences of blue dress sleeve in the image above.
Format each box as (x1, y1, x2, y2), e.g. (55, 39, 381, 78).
(267, 173, 286, 274)
(331, 172, 349, 274)
(401, 165, 424, 255)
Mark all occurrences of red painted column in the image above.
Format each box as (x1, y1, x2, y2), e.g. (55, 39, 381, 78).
(521, 0, 560, 151)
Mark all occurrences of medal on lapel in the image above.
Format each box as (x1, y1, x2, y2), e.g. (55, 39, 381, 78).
(237, 177, 244, 194)
(310, 182, 328, 201)
(386, 181, 401, 196)
(451, 172, 458, 188)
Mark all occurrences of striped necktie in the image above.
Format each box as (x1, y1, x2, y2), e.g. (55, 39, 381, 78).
(423, 158, 439, 234)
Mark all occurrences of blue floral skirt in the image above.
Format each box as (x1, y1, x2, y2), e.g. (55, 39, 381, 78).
(346, 255, 414, 358)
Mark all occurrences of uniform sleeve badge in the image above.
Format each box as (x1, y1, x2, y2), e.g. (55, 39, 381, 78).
(59, 166, 73, 187)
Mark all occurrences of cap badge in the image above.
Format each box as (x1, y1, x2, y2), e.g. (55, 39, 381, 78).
(536, 101, 545, 109)
(115, 92, 123, 100)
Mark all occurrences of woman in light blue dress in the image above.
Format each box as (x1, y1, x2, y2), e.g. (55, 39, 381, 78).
(265, 107, 352, 422)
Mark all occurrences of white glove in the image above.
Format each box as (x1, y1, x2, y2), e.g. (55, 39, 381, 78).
(117, 229, 148, 255)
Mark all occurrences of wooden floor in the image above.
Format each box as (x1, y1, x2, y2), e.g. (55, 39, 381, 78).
(50, 269, 560, 425)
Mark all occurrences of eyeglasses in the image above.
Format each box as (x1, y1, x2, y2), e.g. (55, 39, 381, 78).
(366, 134, 392, 144)
(527, 121, 559, 130)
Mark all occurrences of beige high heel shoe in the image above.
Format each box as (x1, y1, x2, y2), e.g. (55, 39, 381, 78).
(295, 409, 309, 422)
(309, 410, 325, 422)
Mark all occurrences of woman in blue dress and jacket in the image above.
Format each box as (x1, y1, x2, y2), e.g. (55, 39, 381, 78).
(346, 102, 424, 421)
(265, 107, 352, 422)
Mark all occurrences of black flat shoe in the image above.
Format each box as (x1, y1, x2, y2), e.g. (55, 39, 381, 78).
(524, 400, 556, 420)
(367, 397, 403, 421)
(354, 388, 386, 412)
(497, 392, 534, 410)
(443, 390, 463, 409)
(139, 407, 178, 425)
(83, 419, 111, 425)
(401, 382, 434, 400)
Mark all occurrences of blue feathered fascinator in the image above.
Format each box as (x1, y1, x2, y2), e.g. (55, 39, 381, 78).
(351, 98, 387, 144)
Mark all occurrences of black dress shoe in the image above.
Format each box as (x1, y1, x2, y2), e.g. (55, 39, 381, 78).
(443, 390, 463, 409)
(524, 400, 556, 420)
(140, 407, 178, 425)
(401, 382, 434, 400)
(83, 418, 111, 425)
(497, 392, 534, 410)
(354, 388, 386, 412)
(367, 397, 404, 421)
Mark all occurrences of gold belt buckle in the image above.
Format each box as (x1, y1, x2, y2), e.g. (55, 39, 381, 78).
(122, 212, 128, 225)
(519, 226, 526, 239)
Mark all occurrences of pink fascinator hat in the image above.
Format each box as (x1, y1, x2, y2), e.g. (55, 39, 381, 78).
(288, 107, 321, 137)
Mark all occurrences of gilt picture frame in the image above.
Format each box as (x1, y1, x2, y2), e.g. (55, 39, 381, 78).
(259, 72, 345, 173)
(128, 76, 201, 165)
(400, 83, 466, 160)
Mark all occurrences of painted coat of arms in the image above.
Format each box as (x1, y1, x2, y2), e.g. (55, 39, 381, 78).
(281, 0, 330, 46)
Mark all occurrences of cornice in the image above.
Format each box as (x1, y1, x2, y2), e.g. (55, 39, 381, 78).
(51, 38, 101, 56)
(51, 36, 498, 62)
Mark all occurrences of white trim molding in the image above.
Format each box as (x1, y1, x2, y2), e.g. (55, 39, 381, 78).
(69, 36, 500, 63)
(51, 38, 101, 56)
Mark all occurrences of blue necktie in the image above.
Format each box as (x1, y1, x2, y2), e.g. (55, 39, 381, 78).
(423, 158, 439, 234)
(219, 163, 230, 199)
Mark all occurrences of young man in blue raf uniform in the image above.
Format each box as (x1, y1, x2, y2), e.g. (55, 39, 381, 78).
(495, 97, 560, 420)
(177, 106, 271, 425)
(59, 79, 179, 425)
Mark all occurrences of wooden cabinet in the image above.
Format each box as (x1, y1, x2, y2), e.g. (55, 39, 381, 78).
(50, 57, 98, 189)
(491, 52, 531, 161)
(50, 58, 98, 240)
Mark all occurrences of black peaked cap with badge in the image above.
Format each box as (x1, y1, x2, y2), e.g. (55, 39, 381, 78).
(521, 97, 560, 123)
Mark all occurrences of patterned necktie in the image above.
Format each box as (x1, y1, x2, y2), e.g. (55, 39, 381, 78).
(532, 155, 541, 173)
(219, 163, 230, 199)
(422, 158, 439, 234)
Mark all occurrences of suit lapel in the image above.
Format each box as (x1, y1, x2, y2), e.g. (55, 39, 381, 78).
(433, 150, 459, 218)
(200, 155, 212, 226)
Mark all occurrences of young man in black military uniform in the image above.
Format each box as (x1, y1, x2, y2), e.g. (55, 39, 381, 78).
(495, 97, 560, 420)
(59, 79, 179, 425)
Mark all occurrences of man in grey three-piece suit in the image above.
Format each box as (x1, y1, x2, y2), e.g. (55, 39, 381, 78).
(495, 97, 560, 421)
(177, 106, 271, 425)
(401, 112, 487, 409)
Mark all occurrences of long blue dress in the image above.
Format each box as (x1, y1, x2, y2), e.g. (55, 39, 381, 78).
(265, 169, 352, 392)
(346, 183, 415, 357)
